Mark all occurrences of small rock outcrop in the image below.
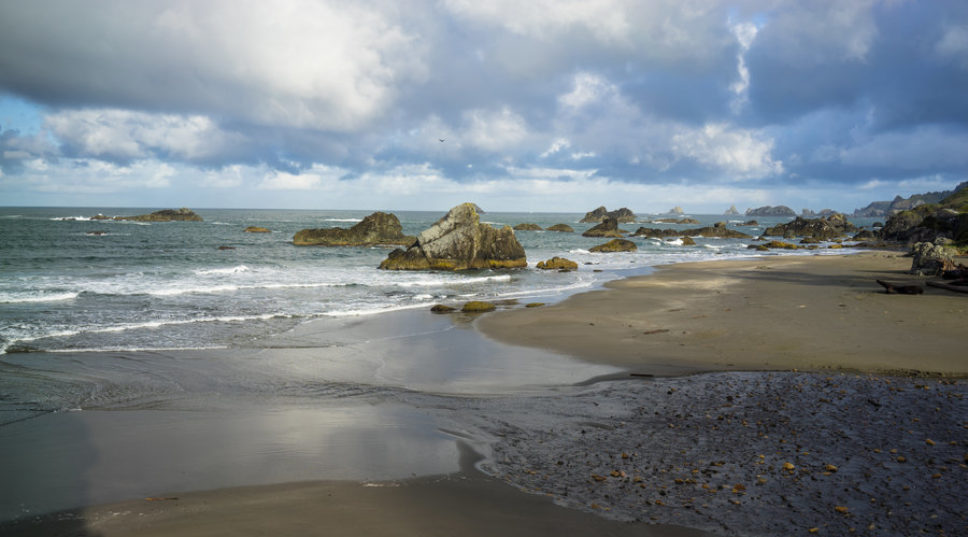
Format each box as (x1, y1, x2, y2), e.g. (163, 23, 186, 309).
(430, 304, 457, 314)
(378, 203, 527, 271)
(294, 212, 415, 247)
(461, 301, 497, 313)
(97, 208, 203, 222)
(910, 241, 957, 276)
(852, 229, 878, 241)
(667, 206, 685, 215)
(763, 214, 857, 240)
(513, 223, 543, 231)
(589, 239, 637, 253)
(244, 226, 271, 233)
(536, 257, 578, 270)
(745, 205, 796, 217)
(681, 236, 696, 246)
(582, 217, 625, 238)
(579, 206, 636, 223)
(545, 223, 575, 233)
(632, 224, 750, 240)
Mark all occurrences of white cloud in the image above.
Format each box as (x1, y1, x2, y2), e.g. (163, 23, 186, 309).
(442, 0, 632, 44)
(10, 158, 174, 193)
(45, 109, 240, 161)
(671, 123, 784, 178)
(461, 107, 529, 152)
(259, 164, 346, 190)
(729, 21, 758, 113)
(558, 72, 618, 110)
(540, 138, 571, 158)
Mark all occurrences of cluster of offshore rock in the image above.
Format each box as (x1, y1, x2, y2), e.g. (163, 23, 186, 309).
(92, 208, 204, 222)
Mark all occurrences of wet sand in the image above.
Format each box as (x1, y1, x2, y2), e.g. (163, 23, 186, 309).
(478, 251, 968, 376)
(5, 251, 967, 537)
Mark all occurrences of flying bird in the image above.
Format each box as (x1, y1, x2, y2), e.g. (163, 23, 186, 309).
(439, 138, 446, 142)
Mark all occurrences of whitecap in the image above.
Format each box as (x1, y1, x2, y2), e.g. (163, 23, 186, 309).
(322, 218, 362, 223)
(0, 291, 79, 304)
(195, 265, 250, 276)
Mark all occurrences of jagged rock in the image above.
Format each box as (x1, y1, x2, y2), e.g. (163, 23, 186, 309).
(681, 236, 696, 246)
(910, 241, 957, 276)
(378, 203, 527, 271)
(461, 301, 496, 313)
(582, 217, 626, 238)
(763, 214, 857, 240)
(108, 208, 203, 222)
(579, 206, 636, 223)
(724, 205, 740, 216)
(745, 205, 796, 217)
(294, 212, 415, 247)
(545, 223, 575, 233)
(244, 226, 271, 233)
(513, 223, 543, 231)
(589, 239, 637, 253)
(536, 256, 579, 270)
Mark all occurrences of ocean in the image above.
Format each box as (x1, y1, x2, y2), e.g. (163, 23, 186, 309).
(1, 206, 874, 357)
(0, 206, 880, 518)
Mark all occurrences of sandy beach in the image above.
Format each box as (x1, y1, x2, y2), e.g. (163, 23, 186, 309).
(478, 251, 968, 376)
(4, 251, 967, 537)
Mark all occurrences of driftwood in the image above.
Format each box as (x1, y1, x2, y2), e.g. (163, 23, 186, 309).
(926, 281, 968, 294)
(876, 280, 924, 295)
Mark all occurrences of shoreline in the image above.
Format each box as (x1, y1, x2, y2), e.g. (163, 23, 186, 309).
(477, 251, 968, 377)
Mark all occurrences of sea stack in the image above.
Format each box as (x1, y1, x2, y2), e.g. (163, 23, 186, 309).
(378, 203, 527, 270)
(293, 212, 414, 247)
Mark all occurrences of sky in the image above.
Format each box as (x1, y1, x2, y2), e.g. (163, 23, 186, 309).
(1, 0, 968, 214)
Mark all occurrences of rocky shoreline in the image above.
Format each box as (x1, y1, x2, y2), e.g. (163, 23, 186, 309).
(456, 371, 968, 537)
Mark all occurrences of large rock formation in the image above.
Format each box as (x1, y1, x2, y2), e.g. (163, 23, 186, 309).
(293, 212, 415, 247)
(879, 184, 968, 245)
(589, 239, 637, 252)
(94, 208, 203, 222)
(853, 183, 965, 217)
(579, 206, 636, 223)
(745, 205, 796, 217)
(582, 217, 626, 238)
(910, 241, 957, 276)
(763, 214, 857, 240)
(378, 203, 527, 270)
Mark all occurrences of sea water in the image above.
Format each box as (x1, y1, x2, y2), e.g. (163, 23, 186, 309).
(0, 206, 880, 519)
(0, 207, 875, 356)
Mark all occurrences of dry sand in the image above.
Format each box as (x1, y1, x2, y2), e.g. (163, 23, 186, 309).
(478, 251, 968, 376)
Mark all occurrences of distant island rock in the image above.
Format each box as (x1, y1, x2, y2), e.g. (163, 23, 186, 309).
(513, 223, 543, 231)
(93, 208, 203, 222)
(667, 206, 685, 215)
(763, 214, 857, 240)
(545, 223, 574, 233)
(378, 203, 527, 271)
(582, 217, 626, 238)
(589, 239, 637, 253)
(801, 208, 838, 218)
(293, 212, 415, 247)
(579, 206, 636, 223)
(724, 205, 740, 216)
(244, 226, 270, 233)
(652, 218, 700, 225)
(745, 205, 796, 217)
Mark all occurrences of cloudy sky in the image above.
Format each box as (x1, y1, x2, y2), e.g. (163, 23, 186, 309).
(1, 0, 967, 213)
